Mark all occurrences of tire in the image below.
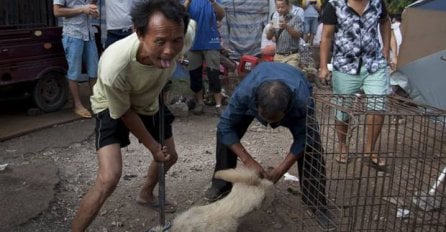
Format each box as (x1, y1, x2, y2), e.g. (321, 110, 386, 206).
(32, 72, 68, 112)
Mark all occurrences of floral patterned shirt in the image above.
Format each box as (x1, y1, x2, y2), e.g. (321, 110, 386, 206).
(322, 0, 388, 75)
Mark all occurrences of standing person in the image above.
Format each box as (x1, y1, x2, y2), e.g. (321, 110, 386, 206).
(53, 0, 100, 118)
(318, 0, 391, 167)
(204, 62, 336, 231)
(183, 0, 225, 115)
(266, 0, 304, 68)
(71, 0, 195, 231)
(104, 0, 136, 48)
(302, 0, 321, 45)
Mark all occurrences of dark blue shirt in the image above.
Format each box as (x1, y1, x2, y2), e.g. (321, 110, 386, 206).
(218, 62, 313, 156)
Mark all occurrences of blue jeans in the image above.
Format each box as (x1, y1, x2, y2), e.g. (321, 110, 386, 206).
(105, 29, 132, 48)
(62, 36, 98, 81)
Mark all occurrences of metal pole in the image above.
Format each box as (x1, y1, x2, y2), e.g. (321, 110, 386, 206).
(158, 89, 166, 227)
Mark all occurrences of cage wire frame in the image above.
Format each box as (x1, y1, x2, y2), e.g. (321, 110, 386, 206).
(300, 94, 446, 232)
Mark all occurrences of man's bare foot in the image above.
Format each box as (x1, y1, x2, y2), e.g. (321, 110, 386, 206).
(335, 144, 349, 164)
(74, 107, 92, 118)
(136, 195, 177, 213)
(369, 153, 386, 167)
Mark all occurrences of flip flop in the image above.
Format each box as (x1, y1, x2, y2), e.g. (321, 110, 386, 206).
(335, 153, 348, 164)
(74, 108, 92, 118)
(369, 155, 386, 169)
(136, 196, 177, 213)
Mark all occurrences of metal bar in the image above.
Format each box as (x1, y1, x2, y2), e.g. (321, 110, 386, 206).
(158, 89, 166, 227)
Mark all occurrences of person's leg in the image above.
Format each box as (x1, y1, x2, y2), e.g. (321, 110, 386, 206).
(71, 144, 123, 232)
(332, 70, 362, 163)
(205, 115, 254, 201)
(299, 117, 327, 207)
(68, 80, 86, 111)
(309, 17, 318, 46)
(84, 39, 99, 95)
(304, 17, 311, 44)
(137, 136, 178, 204)
(282, 53, 301, 69)
(299, 115, 336, 230)
(137, 106, 178, 210)
(204, 50, 223, 109)
(62, 36, 91, 117)
(187, 51, 205, 114)
(189, 66, 205, 114)
(362, 67, 389, 166)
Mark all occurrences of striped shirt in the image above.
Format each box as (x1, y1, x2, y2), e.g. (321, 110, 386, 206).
(273, 13, 303, 54)
(53, 0, 96, 41)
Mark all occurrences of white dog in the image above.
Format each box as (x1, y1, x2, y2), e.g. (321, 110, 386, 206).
(170, 167, 274, 232)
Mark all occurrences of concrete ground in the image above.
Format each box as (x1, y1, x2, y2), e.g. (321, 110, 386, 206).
(0, 83, 93, 229)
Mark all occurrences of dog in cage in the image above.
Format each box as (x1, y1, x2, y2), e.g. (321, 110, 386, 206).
(170, 167, 274, 232)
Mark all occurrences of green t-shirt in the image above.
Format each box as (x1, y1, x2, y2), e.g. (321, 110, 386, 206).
(91, 21, 196, 119)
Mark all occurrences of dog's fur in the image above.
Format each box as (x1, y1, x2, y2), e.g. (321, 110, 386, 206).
(171, 167, 274, 232)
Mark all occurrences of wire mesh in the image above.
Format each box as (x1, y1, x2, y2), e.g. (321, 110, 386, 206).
(300, 94, 446, 232)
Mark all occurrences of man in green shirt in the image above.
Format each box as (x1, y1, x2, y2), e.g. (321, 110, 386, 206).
(71, 0, 195, 231)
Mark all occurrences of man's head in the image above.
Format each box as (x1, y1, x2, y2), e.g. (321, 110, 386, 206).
(131, 0, 189, 68)
(275, 0, 291, 17)
(255, 80, 292, 125)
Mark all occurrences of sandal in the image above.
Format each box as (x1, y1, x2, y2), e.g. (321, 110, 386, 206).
(74, 108, 92, 118)
(370, 155, 386, 166)
(368, 154, 387, 171)
(335, 153, 348, 164)
(136, 196, 177, 213)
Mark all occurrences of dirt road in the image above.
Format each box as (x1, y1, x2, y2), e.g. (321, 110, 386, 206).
(0, 110, 315, 232)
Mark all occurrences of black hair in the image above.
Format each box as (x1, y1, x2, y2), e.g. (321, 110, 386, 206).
(275, 0, 290, 5)
(255, 80, 292, 117)
(130, 0, 190, 37)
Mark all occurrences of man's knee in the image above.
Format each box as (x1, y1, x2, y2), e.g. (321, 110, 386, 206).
(96, 170, 121, 195)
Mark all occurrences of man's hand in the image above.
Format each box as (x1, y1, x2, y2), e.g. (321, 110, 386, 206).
(318, 66, 330, 82)
(278, 18, 288, 30)
(82, 4, 99, 18)
(151, 144, 171, 162)
(266, 167, 282, 184)
(245, 159, 266, 178)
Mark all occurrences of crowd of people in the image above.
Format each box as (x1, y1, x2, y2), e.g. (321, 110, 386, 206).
(52, 0, 401, 231)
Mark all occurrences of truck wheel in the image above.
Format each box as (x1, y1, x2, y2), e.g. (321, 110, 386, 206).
(32, 72, 68, 112)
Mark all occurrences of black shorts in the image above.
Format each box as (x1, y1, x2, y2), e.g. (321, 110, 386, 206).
(94, 105, 175, 150)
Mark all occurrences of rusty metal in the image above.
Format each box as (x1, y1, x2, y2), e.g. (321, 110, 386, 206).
(299, 94, 446, 231)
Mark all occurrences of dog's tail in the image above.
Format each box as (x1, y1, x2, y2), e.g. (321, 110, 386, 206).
(214, 167, 261, 185)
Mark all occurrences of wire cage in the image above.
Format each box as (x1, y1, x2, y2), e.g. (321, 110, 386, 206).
(300, 94, 446, 231)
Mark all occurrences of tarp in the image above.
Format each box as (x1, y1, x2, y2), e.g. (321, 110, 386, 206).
(396, 0, 446, 110)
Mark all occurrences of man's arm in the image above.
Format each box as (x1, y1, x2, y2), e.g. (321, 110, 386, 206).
(120, 109, 169, 162)
(284, 17, 302, 39)
(229, 143, 266, 177)
(266, 26, 275, 41)
(380, 16, 391, 63)
(53, 3, 98, 18)
(210, 0, 225, 21)
(318, 24, 335, 81)
(267, 151, 298, 183)
(390, 30, 398, 71)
